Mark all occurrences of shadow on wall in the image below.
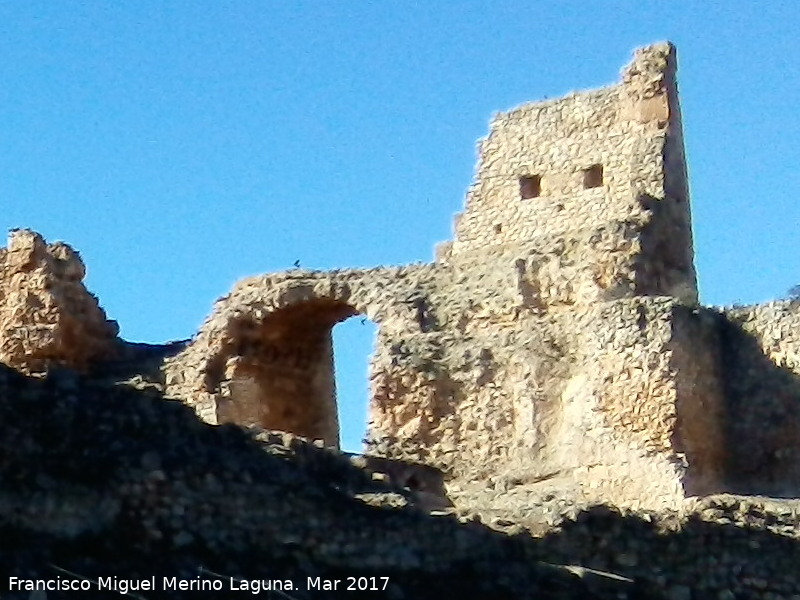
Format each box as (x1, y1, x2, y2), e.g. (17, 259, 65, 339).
(93, 339, 189, 381)
(4, 363, 800, 598)
(529, 500, 800, 595)
(636, 193, 696, 303)
(718, 315, 800, 496)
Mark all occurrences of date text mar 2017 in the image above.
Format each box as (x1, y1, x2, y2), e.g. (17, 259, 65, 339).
(308, 577, 390, 591)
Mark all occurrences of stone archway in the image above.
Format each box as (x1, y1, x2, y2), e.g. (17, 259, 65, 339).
(165, 266, 436, 451)
(214, 298, 358, 448)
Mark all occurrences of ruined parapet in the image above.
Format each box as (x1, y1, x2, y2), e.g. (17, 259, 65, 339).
(0, 230, 119, 373)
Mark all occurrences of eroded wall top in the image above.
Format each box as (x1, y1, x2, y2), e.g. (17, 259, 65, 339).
(0, 229, 119, 372)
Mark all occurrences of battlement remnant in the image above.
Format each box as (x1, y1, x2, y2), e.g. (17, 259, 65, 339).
(3, 43, 800, 512)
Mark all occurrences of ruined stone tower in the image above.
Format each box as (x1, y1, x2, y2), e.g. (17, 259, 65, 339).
(158, 42, 723, 510)
(440, 42, 697, 306)
(5, 42, 800, 512)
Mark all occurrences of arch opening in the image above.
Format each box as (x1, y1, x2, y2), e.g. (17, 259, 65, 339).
(333, 316, 378, 453)
(214, 298, 375, 450)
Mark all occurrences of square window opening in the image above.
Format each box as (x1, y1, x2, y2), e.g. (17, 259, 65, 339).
(519, 175, 542, 199)
(583, 164, 603, 189)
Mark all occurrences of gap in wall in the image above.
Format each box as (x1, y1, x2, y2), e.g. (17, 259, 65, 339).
(332, 317, 378, 453)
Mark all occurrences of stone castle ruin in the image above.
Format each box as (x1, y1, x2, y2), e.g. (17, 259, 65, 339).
(2, 42, 799, 514)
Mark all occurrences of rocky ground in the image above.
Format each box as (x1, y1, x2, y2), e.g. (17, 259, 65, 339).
(1, 361, 800, 599)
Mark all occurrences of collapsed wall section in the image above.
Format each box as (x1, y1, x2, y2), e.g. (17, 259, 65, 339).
(365, 257, 574, 479)
(368, 290, 728, 509)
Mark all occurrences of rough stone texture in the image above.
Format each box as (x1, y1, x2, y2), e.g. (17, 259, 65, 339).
(3, 364, 800, 599)
(0, 364, 607, 599)
(5, 41, 800, 597)
(156, 42, 715, 512)
(2, 43, 797, 514)
(163, 265, 440, 449)
(444, 42, 696, 305)
(0, 229, 119, 373)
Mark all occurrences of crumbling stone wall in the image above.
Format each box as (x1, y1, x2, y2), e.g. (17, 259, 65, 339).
(8, 361, 800, 599)
(359, 43, 709, 509)
(3, 43, 800, 517)
(151, 42, 796, 510)
(0, 229, 119, 373)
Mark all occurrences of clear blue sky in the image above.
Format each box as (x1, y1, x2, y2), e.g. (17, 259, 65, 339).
(1, 2, 797, 450)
